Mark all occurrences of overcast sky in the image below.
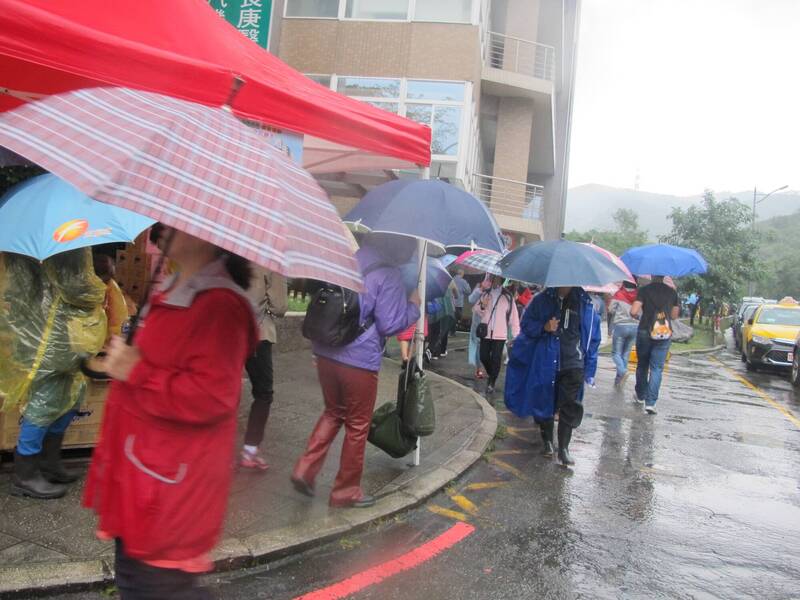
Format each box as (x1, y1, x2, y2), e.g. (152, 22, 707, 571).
(568, 0, 800, 197)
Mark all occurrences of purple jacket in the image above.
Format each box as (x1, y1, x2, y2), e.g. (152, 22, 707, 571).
(313, 246, 420, 372)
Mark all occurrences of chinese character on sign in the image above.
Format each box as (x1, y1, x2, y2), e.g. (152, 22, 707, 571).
(237, 8, 261, 28)
(241, 0, 262, 6)
(216, 8, 226, 17)
(241, 28, 259, 42)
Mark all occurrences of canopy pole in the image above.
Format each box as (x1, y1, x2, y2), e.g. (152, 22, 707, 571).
(412, 166, 431, 467)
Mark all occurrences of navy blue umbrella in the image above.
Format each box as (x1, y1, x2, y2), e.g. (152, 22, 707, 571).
(620, 244, 708, 277)
(400, 256, 452, 302)
(498, 240, 631, 287)
(344, 179, 505, 253)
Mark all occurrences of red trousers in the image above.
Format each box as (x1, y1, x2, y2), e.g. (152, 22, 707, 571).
(292, 357, 379, 506)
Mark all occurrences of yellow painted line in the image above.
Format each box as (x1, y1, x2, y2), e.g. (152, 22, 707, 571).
(504, 429, 534, 443)
(506, 427, 537, 432)
(711, 357, 800, 429)
(427, 505, 470, 522)
(465, 482, 510, 491)
(448, 494, 479, 516)
(490, 449, 532, 456)
(487, 457, 526, 480)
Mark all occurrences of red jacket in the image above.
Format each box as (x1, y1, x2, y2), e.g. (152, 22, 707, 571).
(83, 263, 257, 564)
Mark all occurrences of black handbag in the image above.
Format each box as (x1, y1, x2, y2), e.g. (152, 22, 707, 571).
(368, 403, 417, 458)
(399, 359, 435, 437)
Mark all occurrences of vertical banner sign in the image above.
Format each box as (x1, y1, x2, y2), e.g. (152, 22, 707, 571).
(209, 0, 272, 49)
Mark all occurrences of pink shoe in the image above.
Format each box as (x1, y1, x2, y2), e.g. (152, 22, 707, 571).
(239, 449, 269, 471)
(476, 369, 486, 379)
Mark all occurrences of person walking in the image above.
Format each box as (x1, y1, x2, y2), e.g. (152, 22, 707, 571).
(431, 285, 456, 358)
(451, 269, 472, 333)
(467, 278, 490, 379)
(689, 292, 701, 327)
(474, 275, 520, 397)
(609, 282, 639, 388)
(504, 286, 601, 466)
(83, 227, 259, 599)
(630, 275, 680, 414)
(291, 235, 420, 509)
(239, 268, 288, 470)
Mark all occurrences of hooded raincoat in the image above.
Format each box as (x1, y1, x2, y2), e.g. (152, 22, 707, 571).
(504, 288, 601, 421)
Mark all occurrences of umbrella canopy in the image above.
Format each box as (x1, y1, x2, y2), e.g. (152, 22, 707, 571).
(0, 174, 154, 260)
(344, 179, 505, 254)
(0, 87, 362, 291)
(400, 256, 452, 302)
(0, 0, 431, 167)
(621, 244, 708, 277)
(498, 240, 631, 288)
(581, 242, 635, 294)
(454, 249, 504, 276)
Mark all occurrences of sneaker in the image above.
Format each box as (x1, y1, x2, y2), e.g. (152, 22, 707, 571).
(440, 351, 448, 358)
(644, 405, 658, 415)
(239, 449, 269, 471)
(425, 348, 432, 362)
(614, 375, 623, 388)
(632, 392, 644, 405)
(431, 354, 439, 360)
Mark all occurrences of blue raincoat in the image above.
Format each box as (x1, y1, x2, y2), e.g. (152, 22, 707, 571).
(504, 288, 601, 421)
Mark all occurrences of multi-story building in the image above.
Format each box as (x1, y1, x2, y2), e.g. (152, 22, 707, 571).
(268, 0, 581, 244)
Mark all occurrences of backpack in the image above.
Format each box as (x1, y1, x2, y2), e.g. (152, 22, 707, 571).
(650, 305, 673, 340)
(302, 263, 384, 347)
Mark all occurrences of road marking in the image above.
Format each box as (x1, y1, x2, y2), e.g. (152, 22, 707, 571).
(293, 522, 475, 600)
(465, 481, 510, 491)
(427, 504, 471, 522)
(711, 357, 800, 429)
(487, 456, 526, 480)
(490, 449, 532, 456)
(448, 493, 480, 516)
(506, 426, 537, 432)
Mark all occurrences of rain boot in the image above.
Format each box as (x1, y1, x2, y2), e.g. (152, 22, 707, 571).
(40, 433, 78, 484)
(557, 422, 575, 466)
(540, 420, 555, 457)
(11, 451, 66, 499)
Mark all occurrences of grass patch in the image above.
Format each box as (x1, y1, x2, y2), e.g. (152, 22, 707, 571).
(287, 295, 310, 313)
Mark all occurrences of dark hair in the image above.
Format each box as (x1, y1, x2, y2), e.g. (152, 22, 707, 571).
(222, 252, 252, 290)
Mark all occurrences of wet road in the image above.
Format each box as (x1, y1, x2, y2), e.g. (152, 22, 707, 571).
(35, 332, 800, 600)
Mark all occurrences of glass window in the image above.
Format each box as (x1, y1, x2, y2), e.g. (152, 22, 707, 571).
(405, 104, 433, 126)
(345, 0, 409, 20)
(431, 106, 461, 156)
(363, 101, 399, 113)
(286, 0, 339, 17)
(305, 74, 332, 87)
(336, 77, 400, 98)
(414, 0, 472, 23)
(431, 160, 458, 179)
(756, 307, 800, 326)
(407, 80, 465, 102)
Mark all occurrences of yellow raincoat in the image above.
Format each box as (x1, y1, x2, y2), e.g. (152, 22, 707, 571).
(0, 249, 107, 426)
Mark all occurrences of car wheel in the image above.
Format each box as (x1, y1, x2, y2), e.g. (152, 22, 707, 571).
(740, 351, 746, 363)
(746, 357, 758, 372)
(791, 349, 800, 388)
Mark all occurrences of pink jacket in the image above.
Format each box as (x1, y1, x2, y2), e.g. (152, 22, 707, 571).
(474, 289, 520, 341)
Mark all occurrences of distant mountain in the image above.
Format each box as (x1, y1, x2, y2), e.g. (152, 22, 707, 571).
(565, 184, 800, 237)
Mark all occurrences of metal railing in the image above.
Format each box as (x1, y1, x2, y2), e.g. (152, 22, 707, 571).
(472, 173, 543, 221)
(485, 31, 556, 81)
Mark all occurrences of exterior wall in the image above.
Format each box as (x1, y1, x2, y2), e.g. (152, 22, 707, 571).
(279, 20, 480, 82)
(492, 97, 533, 181)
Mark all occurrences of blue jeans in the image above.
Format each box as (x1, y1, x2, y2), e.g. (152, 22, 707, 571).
(635, 332, 671, 406)
(17, 410, 77, 456)
(611, 323, 638, 378)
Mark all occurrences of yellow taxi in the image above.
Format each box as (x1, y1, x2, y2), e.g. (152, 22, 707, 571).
(742, 298, 800, 371)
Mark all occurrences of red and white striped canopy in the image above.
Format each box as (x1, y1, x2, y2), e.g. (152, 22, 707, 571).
(0, 88, 362, 290)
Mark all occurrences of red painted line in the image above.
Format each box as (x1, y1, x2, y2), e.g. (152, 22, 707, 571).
(293, 521, 476, 600)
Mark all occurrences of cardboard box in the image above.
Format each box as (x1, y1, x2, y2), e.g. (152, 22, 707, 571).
(0, 381, 109, 452)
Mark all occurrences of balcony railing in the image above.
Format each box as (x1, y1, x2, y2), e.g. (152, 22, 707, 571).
(473, 173, 543, 221)
(485, 31, 556, 81)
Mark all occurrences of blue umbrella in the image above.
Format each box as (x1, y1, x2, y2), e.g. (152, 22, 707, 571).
(620, 244, 708, 277)
(400, 256, 452, 302)
(344, 179, 505, 253)
(498, 240, 631, 287)
(0, 174, 155, 260)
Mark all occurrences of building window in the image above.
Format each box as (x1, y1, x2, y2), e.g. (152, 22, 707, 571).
(413, 0, 472, 23)
(314, 75, 466, 158)
(344, 0, 409, 20)
(285, 0, 339, 17)
(305, 74, 333, 87)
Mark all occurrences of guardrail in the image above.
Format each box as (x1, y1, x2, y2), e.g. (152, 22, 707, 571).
(472, 173, 543, 221)
(485, 31, 555, 81)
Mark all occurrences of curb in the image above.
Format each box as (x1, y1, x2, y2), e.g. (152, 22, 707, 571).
(670, 344, 726, 356)
(0, 372, 497, 597)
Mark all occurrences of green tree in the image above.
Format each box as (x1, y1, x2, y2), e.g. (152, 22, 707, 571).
(660, 190, 760, 303)
(565, 208, 649, 256)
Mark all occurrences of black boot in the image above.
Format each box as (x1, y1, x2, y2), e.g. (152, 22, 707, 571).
(12, 451, 66, 499)
(557, 422, 575, 466)
(540, 421, 555, 456)
(40, 434, 78, 484)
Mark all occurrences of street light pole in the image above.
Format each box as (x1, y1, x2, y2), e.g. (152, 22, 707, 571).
(749, 184, 788, 294)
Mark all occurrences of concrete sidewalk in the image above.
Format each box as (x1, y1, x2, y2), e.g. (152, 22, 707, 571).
(0, 348, 496, 595)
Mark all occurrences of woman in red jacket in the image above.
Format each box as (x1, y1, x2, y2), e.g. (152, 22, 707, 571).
(83, 226, 257, 599)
